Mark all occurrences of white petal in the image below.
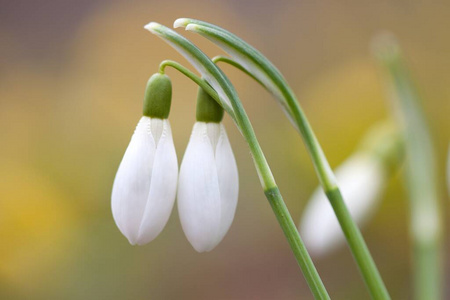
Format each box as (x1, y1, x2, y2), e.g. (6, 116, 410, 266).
(111, 116, 156, 244)
(177, 122, 222, 252)
(299, 153, 386, 256)
(135, 119, 178, 245)
(215, 124, 239, 242)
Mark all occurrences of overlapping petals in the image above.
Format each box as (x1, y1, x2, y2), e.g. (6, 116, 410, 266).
(112, 116, 178, 245)
(177, 122, 238, 252)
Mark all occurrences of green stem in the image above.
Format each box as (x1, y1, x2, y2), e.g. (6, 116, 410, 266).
(266, 187, 330, 300)
(281, 75, 390, 300)
(327, 189, 390, 300)
(414, 243, 441, 300)
(147, 23, 330, 299)
(209, 45, 390, 300)
(159, 60, 237, 123)
(161, 61, 330, 299)
(218, 64, 329, 299)
(212, 55, 265, 86)
(211, 56, 336, 188)
(374, 39, 442, 300)
(218, 70, 331, 300)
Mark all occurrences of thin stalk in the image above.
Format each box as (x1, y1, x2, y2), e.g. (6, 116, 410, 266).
(273, 68, 390, 300)
(265, 187, 330, 300)
(159, 60, 237, 123)
(146, 23, 330, 300)
(212, 55, 335, 187)
(326, 189, 390, 299)
(212, 55, 265, 86)
(374, 37, 442, 300)
(180, 20, 390, 299)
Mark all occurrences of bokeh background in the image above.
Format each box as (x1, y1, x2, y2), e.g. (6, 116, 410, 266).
(1, 0, 449, 299)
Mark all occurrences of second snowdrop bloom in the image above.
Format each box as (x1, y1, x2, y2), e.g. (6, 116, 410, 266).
(178, 88, 239, 252)
(300, 153, 386, 256)
(299, 122, 403, 256)
(112, 74, 178, 245)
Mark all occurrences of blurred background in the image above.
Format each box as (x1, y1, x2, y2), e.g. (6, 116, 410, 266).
(0, 0, 449, 299)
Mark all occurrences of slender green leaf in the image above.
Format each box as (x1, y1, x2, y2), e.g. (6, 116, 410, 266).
(145, 22, 330, 300)
(374, 35, 443, 300)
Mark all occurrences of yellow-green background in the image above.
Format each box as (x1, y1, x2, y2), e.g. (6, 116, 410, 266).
(1, 1, 449, 299)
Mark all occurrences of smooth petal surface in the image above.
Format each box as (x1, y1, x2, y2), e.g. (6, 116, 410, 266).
(299, 153, 385, 256)
(215, 124, 239, 241)
(178, 122, 238, 252)
(111, 117, 177, 245)
(178, 122, 221, 252)
(135, 119, 178, 245)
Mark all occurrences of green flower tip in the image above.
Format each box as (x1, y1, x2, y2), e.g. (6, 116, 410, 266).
(196, 86, 224, 123)
(143, 73, 172, 119)
(173, 18, 191, 29)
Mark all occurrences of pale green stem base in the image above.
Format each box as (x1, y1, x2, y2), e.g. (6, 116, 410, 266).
(214, 56, 391, 300)
(159, 59, 330, 299)
(374, 39, 443, 300)
(414, 242, 442, 300)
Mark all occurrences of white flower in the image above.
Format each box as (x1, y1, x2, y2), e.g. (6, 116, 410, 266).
(177, 122, 239, 252)
(111, 116, 178, 245)
(299, 153, 386, 256)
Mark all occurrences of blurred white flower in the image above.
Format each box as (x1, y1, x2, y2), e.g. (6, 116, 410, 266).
(111, 116, 178, 245)
(299, 153, 386, 256)
(177, 122, 239, 252)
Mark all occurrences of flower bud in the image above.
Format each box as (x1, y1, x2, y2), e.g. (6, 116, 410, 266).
(111, 74, 178, 245)
(177, 87, 238, 252)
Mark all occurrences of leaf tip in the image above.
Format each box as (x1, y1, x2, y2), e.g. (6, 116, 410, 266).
(174, 18, 190, 29)
(144, 22, 162, 33)
(185, 24, 200, 32)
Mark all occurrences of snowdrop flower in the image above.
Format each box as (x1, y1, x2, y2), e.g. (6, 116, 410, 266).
(177, 87, 239, 252)
(300, 153, 386, 256)
(299, 122, 403, 256)
(112, 74, 178, 245)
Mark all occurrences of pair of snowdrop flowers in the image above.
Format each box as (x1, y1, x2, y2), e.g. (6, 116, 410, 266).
(111, 73, 238, 252)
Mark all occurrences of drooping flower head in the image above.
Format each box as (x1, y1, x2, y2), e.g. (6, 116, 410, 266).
(112, 73, 178, 245)
(177, 87, 239, 252)
(299, 122, 404, 256)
